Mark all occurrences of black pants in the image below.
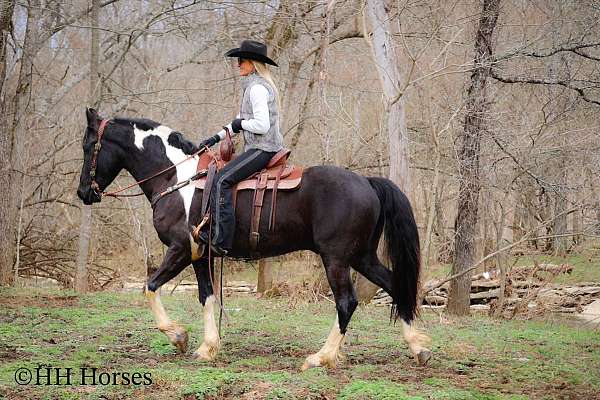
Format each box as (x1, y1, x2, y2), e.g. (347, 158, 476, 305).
(206, 148, 276, 251)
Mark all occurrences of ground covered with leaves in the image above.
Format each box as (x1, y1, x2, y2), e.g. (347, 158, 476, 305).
(0, 287, 598, 399)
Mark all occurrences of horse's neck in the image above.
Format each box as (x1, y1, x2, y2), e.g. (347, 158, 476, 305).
(124, 147, 198, 202)
(124, 156, 177, 201)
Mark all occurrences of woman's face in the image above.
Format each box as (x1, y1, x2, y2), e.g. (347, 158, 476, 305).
(238, 58, 255, 76)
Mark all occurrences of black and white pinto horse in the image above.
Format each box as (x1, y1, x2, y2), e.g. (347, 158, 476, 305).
(77, 109, 432, 369)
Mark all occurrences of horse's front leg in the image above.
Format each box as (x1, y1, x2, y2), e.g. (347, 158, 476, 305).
(191, 258, 220, 360)
(145, 243, 191, 353)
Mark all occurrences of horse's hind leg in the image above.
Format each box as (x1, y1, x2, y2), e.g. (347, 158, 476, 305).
(302, 256, 357, 370)
(353, 255, 432, 365)
(191, 258, 220, 361)
(145, 244, 191, 353)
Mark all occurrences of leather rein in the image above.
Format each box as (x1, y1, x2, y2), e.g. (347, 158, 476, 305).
(89, 119, 207, 200)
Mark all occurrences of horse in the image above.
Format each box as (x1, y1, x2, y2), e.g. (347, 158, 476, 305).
(76, 108, 432, 369)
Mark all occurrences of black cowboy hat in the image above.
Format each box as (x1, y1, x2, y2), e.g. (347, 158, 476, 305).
(225, 40, 278, 67)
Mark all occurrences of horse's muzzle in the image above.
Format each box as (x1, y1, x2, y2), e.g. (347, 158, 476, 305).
(77, 187, 102, 205)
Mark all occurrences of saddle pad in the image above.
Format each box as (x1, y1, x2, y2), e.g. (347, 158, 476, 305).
(194, 166, 303, 191)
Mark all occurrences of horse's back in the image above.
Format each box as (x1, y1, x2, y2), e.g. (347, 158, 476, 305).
(229, 165, 380, 259)
(294, 165, 381, 256)
(300, 165, 379, 209)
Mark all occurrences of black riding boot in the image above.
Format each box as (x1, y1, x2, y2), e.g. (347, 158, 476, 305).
(199, 148, 275, 254)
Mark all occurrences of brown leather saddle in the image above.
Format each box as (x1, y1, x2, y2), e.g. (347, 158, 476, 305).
(193, 132, 303, 251)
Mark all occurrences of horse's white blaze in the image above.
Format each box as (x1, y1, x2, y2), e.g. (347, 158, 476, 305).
(193, 295, 220, 360)
(401, 320, 430, 356)
(302, 316, 345, 370)
(133, 124, 197, 222)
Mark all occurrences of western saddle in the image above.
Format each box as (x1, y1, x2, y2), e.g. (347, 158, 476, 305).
(193, 131, 303, 251)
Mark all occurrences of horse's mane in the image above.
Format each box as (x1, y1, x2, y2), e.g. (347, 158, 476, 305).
(113, 116, 198, 155)
(113, 117, 160, 131)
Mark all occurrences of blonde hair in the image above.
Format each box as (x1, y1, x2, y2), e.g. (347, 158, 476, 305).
(251, 60, 281, 114)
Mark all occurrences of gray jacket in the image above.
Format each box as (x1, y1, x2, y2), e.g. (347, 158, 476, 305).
(238, 73, 284, 153)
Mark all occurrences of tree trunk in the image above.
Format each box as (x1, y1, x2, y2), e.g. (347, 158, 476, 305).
(447, 0, 501, 316)
(552, 163, 568, 256)
(316, 0, 336, 164)
(0, 0, 15, 285)
(257, 259, 274, 294)
(290, 56, 319, 151)
(513, 192, 526, 243)
(572, 207, 582, 246)
(548, 13, 569, 257)
(357, 0, 413, 303)
(365, 0, 411, 193)
(0, 0, 13, 96)
(492, 198, 510, 317)
(75, 0, 101, 292)
(1, 0, 40, 285)
(423, 128, 442, 269)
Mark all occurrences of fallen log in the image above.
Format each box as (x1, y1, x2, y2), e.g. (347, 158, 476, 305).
(471, 279, 500, 289)
(470, 288, 501, 300)
(424, 295, 447, 305)
(513, 263, 573, 275)
(561, 286, 600, 296)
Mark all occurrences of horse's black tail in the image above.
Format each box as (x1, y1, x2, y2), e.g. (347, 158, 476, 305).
(368, 177, 420, 323)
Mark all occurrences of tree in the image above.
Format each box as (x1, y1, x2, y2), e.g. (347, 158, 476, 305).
(0, 0, 15, 285)
(0, 0, 41, 286)
(75, 0, 101, 293)
(365, 0, 411, 192)
(356, 0, 413, 303)
(447, 0, 501, 315)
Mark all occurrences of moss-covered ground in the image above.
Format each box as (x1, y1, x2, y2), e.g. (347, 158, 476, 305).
(0, 288, 598, 399)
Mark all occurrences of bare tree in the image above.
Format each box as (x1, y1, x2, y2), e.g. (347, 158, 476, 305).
(0, 0, 42, 286)
(0, 0, 15, 285)
(75, 0, 101, 293)
(353, 0, 414, 303)
(364, 0, 411, 192)
(447, 0, 501, 315)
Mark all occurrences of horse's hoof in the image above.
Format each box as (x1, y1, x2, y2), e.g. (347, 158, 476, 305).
(163, 326, 188, 353)
(417, 349, 432, 366)
(174, 330, 189, 354)
(192, 342, 218, 361)
(301, 353, 336, 371)
(301, 356, 319, 371)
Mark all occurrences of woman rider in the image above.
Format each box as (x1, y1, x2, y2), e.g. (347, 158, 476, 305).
(197, 40, 284, 255)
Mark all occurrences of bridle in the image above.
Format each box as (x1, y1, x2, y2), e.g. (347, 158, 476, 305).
(88, 118, 208, 200)
(89, 119, 110, 195)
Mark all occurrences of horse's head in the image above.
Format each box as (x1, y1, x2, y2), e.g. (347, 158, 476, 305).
(77, 108, 127, 205)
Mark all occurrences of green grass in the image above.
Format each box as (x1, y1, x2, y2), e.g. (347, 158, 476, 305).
(0, 287, 599, 399)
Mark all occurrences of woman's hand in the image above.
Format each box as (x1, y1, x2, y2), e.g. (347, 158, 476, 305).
(231, 118, 244, 133)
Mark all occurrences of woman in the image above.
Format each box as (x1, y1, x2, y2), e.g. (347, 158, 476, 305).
(197, 40, 284, 255)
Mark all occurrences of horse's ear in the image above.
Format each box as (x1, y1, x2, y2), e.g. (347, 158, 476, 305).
(86, 107, 99, 126)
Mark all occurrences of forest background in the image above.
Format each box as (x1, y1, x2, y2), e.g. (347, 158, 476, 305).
(0, 0, 599, 316)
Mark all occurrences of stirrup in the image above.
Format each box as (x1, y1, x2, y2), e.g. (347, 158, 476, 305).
(210, 245, 228, 257)
(192, 215, 210, 242)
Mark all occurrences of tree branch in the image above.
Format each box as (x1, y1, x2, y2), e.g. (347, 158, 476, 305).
(490, 69, 600, 107)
